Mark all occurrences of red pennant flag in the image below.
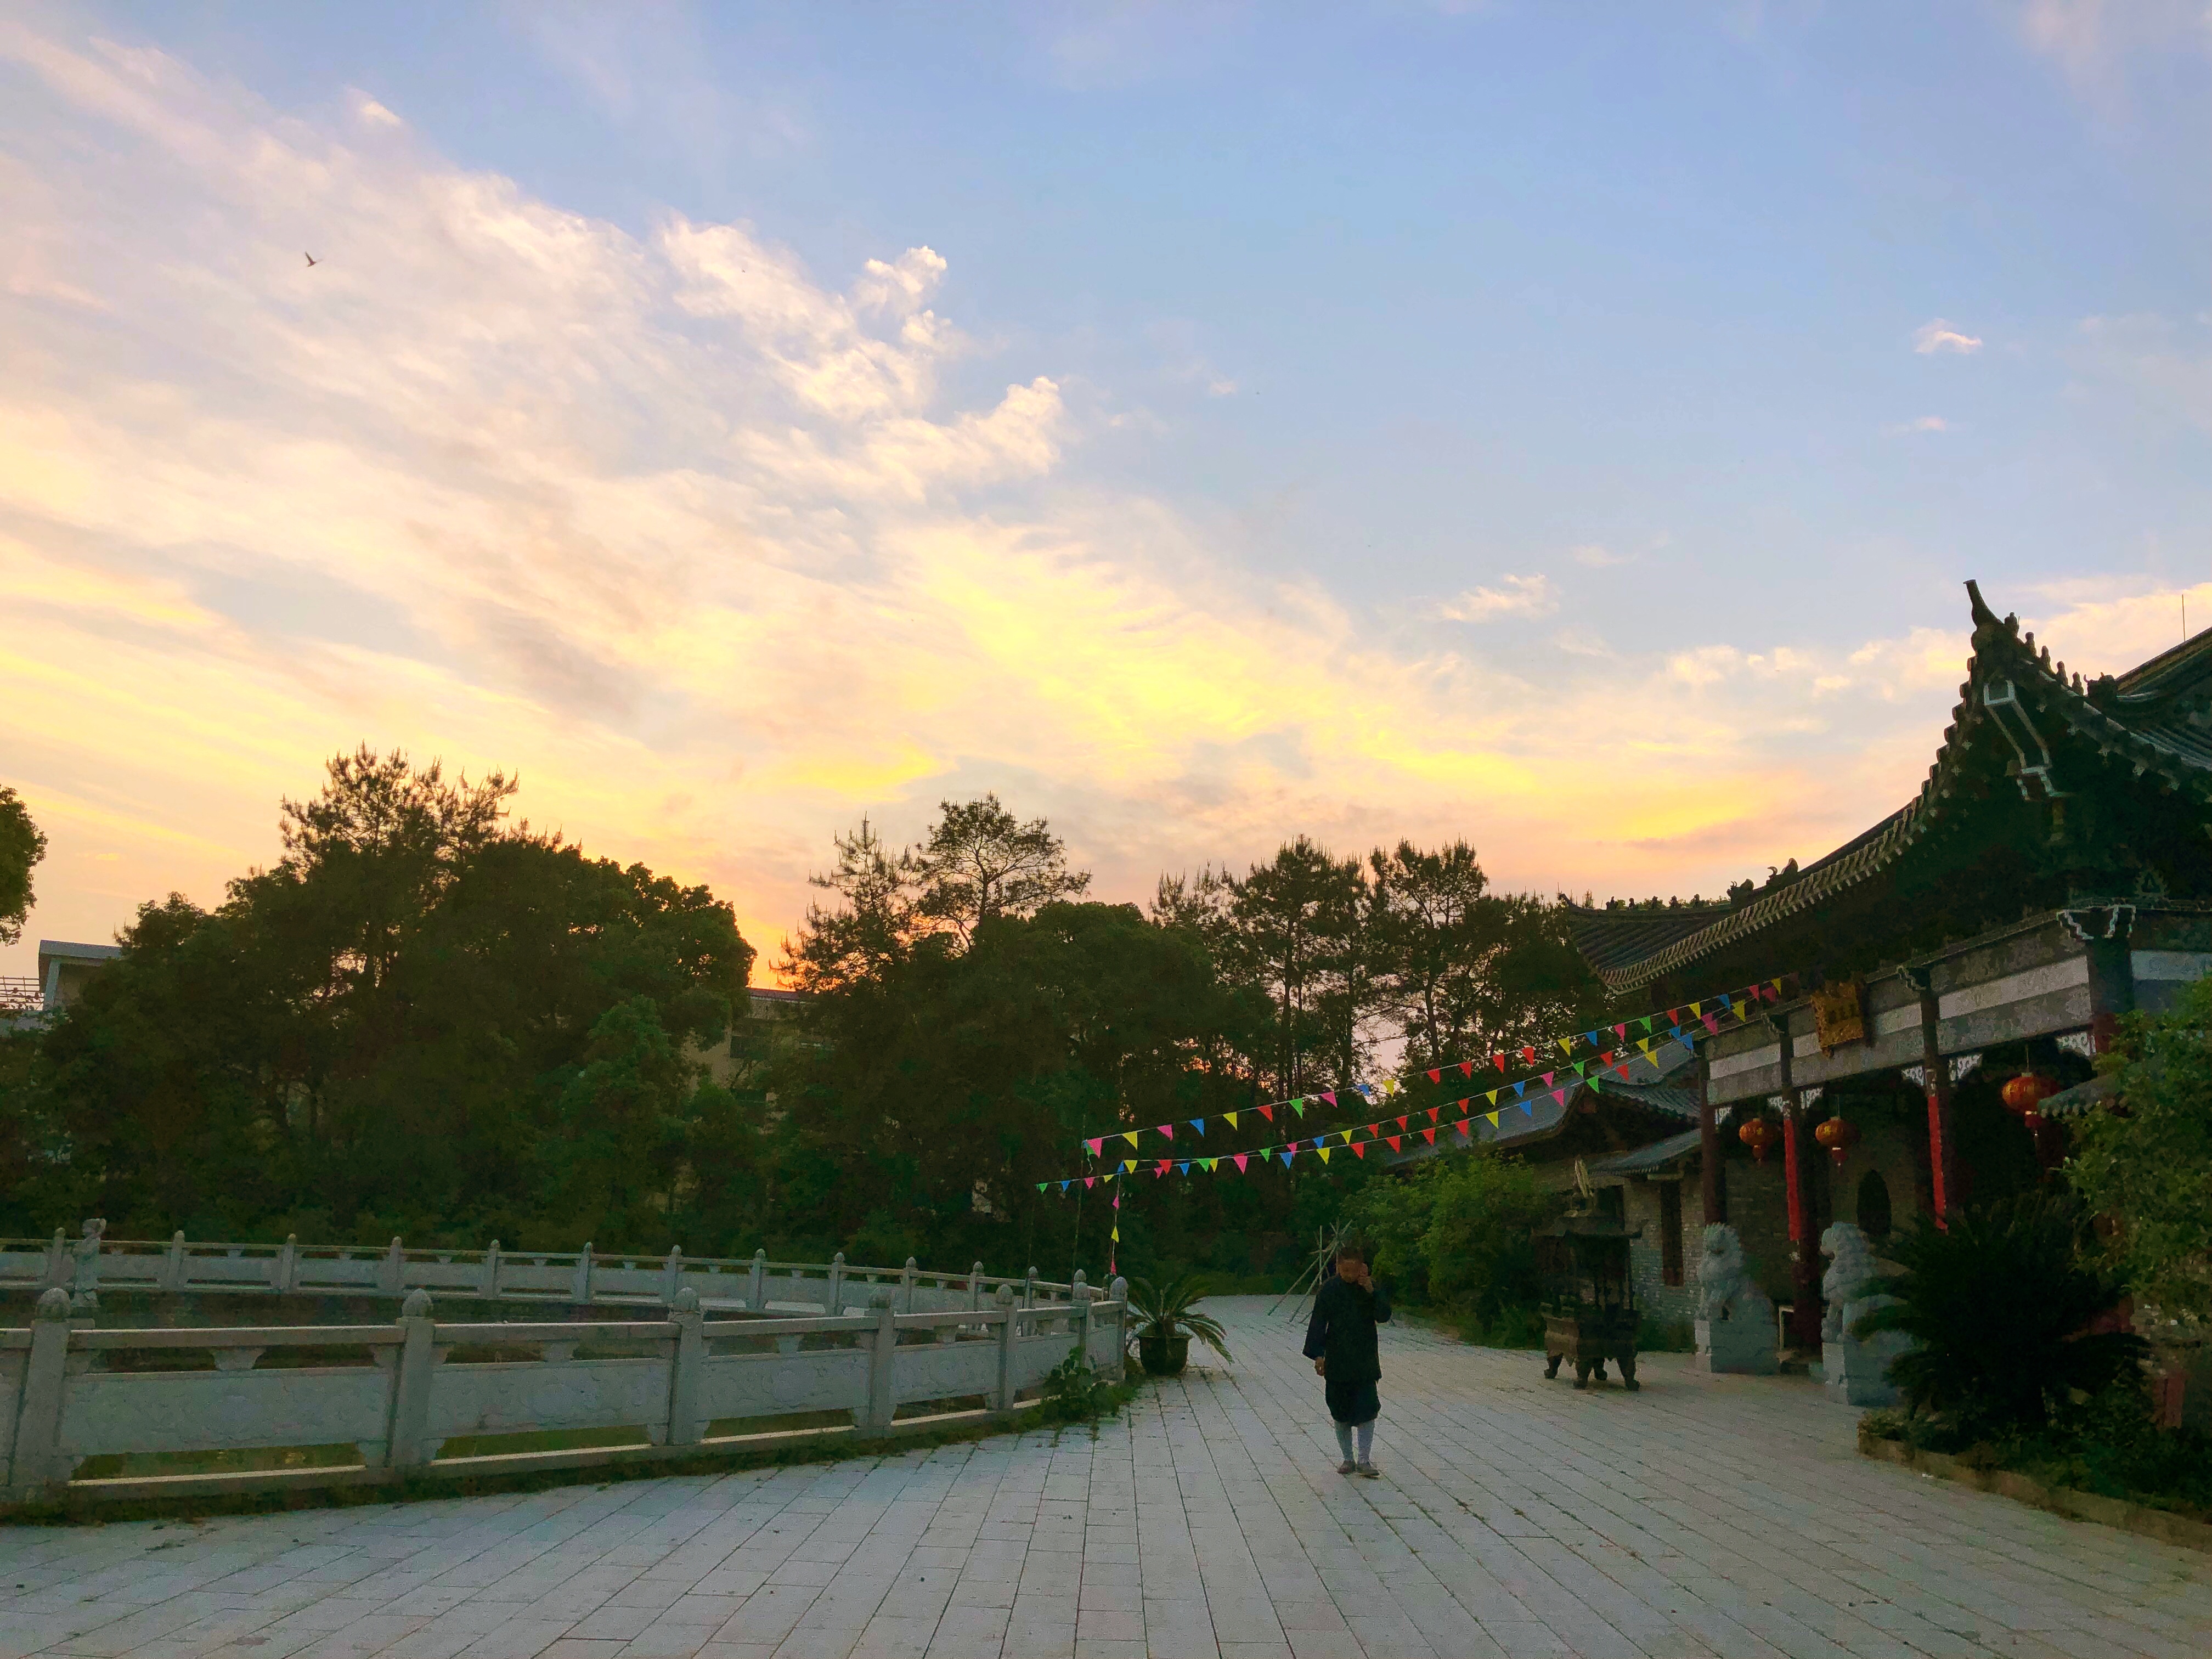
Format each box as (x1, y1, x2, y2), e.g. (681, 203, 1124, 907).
(1387, 1135, 1402, 1151)
(1493, 1053, 1506, 1073)
(1458, 1060, 1474, 1078)
(1616, 1063, 1631, 1077)
(1427, 1105, 1441, 1122)
(1351, 1142, 1367, 1158)
(1520, 1046, 1537, 1065)
(1396, 1115, 1408, 1131)
(1454, 1118, 1471, 1136)
(1666, 1007, 1682, 1024)
(1425, 1068, 1441, 1085)
(1257, 1104, 1274, 1121)
(1600, 1050, 1615, 1065)
(1421, 1127, 1437, 1144)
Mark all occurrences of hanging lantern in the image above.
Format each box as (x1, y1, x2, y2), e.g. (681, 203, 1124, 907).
(1813, 1115, 1859, 1167)
(1737, 1116, 1779, 1165)
(2001, 1073, 2059, 1116)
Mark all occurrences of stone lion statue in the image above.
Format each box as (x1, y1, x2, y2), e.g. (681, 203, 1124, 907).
(1696, 1224, 1758, 1321)
(1819, 1222, 1882, 1340)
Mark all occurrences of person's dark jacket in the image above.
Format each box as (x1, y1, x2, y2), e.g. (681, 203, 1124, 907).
(1304, 1273, 1391, 1385)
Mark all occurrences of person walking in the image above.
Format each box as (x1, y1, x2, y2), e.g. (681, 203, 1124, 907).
(1304, 1243, 1391, 1477)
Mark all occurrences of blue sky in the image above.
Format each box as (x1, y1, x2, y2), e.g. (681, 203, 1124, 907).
(2, 2, 2208, 975)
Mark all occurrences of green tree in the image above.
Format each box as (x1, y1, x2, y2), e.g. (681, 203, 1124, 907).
(15, 750, 751, 1247)
(910, 792, 1090, 942)
(1223, 838, 1372, 1097)
(2070, 973, 2212, 1319)
(0, 786, 46, 947)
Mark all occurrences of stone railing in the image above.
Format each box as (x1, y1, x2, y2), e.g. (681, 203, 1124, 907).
(0, 1274, 1128, 1509)
(0, 1229, 1084, 1315)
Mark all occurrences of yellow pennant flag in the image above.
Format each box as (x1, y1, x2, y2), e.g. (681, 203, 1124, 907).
(1558, 1037, 1573, 1056)
(1122, 1159, 1137, 1173)
(1486, 1090, 1500, 1105)
(1224, 1111, 1239, 1129)
(1122, 1131, 1140, 1148)
(1689, 1001, 1703, 1017)
(1486, 1111, 1500, 1127)
(1317, 1147, 1332, 1163)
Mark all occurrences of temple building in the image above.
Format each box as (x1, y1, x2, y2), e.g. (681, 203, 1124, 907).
(1555, 582, 2212, 1348)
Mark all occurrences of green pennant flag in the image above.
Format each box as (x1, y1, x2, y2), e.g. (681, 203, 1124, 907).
(1289, 1097, 1307, 1116)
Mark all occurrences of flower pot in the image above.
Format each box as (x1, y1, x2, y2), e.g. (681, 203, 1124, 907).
(1137, 1334, 1189, 1376)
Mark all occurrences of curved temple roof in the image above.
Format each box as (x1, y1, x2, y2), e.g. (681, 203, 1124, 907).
(1565, 582, 2212, 995)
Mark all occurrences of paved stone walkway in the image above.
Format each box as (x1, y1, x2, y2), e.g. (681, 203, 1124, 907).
(0, 1297, 2205, 1659)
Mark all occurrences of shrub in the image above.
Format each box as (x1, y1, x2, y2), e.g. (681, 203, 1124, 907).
(1852, 1194, 2147, 1439)
(1037, 1342, 1123, 1424)
(1125, 1273, 1232, 1363)
(1421, 1149, 1562, 1323)
(2070, 972, 2212, 1322)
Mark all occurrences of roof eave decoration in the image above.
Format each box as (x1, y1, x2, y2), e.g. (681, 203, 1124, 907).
(1581, 580, 2212, 996)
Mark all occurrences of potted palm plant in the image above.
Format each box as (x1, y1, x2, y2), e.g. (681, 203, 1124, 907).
(1128, 1274, 1233, 1376)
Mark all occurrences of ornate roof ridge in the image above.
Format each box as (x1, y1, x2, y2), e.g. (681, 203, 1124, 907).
(1579, 579, 2211, 995)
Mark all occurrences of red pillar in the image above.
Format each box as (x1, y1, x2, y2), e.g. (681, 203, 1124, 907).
(1696, 1047, 1725, 1226)
(1909, 973, 1957, 1227)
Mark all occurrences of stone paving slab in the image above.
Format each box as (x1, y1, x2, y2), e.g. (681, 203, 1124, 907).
(0, 1297, 2205, 1658)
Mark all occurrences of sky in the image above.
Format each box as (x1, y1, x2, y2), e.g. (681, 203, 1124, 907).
(3, 1, 2209, 984)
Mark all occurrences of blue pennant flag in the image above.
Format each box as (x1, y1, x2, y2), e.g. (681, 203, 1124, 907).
(1178, 1161, 1190, 1175)
(1189, 1119, 1206, 1136)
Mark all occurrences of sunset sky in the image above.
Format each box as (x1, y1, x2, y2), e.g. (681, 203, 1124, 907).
(3, 3, 2208, 983)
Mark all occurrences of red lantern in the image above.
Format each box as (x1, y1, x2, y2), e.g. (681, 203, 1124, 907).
(1737, 1116, 1778, 1165)
(2002, 1073, 2058, 1116)
(1813, 1115, 1859, 1168)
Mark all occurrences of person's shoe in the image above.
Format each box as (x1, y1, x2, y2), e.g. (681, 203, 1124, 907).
(1356, 1462, 1380, 1479)
(1336, 1459, 1357, 1474)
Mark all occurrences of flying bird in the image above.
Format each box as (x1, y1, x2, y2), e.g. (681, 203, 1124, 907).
(303, 252, 319, 267)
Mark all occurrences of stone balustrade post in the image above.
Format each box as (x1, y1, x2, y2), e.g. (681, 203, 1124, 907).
(901, 1256, 917, 1313)
(748, 1250, 766, 1312)
(1024, 1267, 1038, 1310)
(161, 1231, 186, 1293)
(482, 1240, 501, 1298)
(994, 1283, 1019, 1413)
(861, 1291, 897, 1435)
(570, 1243, 594, 1304)
(1110, 1276, 1128, 1365)
(662, 1246, 684, 1305)
(827, 1251, 846, 1316)
(42, 1228, 66, 1290)
(8, 1288, 75, 1492)
(275, 1233, 298, 1294)
(380, 1237, 405, 1294)
(1073, 1270, 1092, 1358)
(667, 1288, 706, 1445)
(969, 1261, 985, 1314)
(389, 1289, 438, 1470)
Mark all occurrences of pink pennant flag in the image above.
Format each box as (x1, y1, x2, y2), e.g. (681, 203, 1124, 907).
(1552, 1088, 1567, 1105)
(1541, 1071, 1554, 1088)
(1702, 1014, 1720, 1034)
(1613, 1023, 1627, 1040)
(1158, 1123, 1174, 1140)
(1084, 1176, 1096, 1188)
(1233, 1154, 1249, 1173)
(1318, 1091, 1337, 1107)
(1086, 1138, 1104, 1156)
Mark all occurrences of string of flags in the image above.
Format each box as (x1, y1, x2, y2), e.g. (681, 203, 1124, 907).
(1071, 974, 1795, 1159)
(1035, 1015, 1752, 1195)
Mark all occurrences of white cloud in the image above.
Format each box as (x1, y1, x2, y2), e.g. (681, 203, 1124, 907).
(1570, 543, 1629, 567)
(1886, 415, 1949, 435)
(2, 18, 2186, 981)
(1437, 573, 1558, 622)
(1913, 319, 1983, 355)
